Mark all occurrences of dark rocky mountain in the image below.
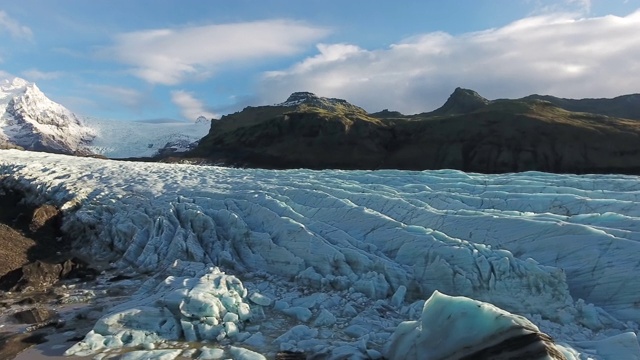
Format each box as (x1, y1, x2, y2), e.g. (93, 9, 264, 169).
(421, 87, 490, 116)
(189, 89, 640, 174)
(521, 93, 640, 120)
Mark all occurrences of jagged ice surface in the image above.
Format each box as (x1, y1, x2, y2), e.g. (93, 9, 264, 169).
(1, 150, 639, 359)
(83, 117, 210, 158)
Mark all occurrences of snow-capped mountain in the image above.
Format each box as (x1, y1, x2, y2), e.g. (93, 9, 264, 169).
(0, 76, 212, 158)
(0, 77, 95, 154)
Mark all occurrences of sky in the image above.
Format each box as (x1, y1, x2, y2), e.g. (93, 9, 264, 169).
(1, 0, 639, 122)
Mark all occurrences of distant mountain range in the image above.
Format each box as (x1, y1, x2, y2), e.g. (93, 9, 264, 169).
(191, 89, 640, 174)
(4, 76, 640, 174)
(0, 77, 210, 158)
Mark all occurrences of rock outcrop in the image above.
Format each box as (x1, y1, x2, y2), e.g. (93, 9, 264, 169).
(0, 188, 97, 292)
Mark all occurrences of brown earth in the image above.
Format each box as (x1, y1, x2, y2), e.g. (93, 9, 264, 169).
(0, 192, 69, 273)
(0, 223, 35, 278)
(0, 332, 49, 360)
(0, 188, 98, 359)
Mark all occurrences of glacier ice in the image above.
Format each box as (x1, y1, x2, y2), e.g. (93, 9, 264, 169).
(385, 291, 570, 360)
(1, 149, 640, 359)
(64, 263, 252, 356)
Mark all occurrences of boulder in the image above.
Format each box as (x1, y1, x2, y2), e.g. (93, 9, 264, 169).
(0, 258, 97, 292)
(29, 204, 61, 233)
(14, 307, 56, 324)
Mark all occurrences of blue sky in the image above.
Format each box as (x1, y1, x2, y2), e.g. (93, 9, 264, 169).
(1, 0, 639, 122)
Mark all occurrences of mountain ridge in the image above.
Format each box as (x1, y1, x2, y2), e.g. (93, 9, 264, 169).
(5, 76, 640, 174)
(520, 93, 640, 120)
(190, 89, 640, 174)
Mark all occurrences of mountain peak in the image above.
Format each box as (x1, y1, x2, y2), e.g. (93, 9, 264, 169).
(428, 87, 490, 116)
(1, 76, 33, 94)
(279, 92, 322, 107)
(196, 116, 211, 124)
(452, 87, 487, 100)
(1, 76, 28, 88)
(276, 91, 366, 114)
(1, 76, 95, 154)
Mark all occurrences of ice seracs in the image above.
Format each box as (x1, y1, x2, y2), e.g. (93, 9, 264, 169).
(1, 150, 640, 359)
(65, 262, 255, 357)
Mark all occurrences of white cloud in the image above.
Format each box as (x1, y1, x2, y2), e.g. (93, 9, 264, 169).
(259, 10, 640, 114)
(22, 69, 64, 81)
(103, 20, 329, 85)
(89, 84, 148, 110)
(0, 11, 33, 40)
(171, 90, 218, 121)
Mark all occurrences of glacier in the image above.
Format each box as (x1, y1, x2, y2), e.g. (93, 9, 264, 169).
(1, 149, 639, 359)
(83, 116, 210, 159)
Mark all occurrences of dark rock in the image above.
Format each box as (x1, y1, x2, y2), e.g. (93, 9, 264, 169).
(14, 307, 56, 324)
(108, 274, 134, 282)
(25, 318, 65, 332)
(460, 332, 567, 360)
(370, 109, 405, 118)
(9, 261, 67, 292)
(276, 350, 307, 360)
(29, 204, 61, 233)
(424, 87, 490, 116)
(0, 258, 98, 292)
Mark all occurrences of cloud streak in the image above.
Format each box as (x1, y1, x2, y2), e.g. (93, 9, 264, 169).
(103, 19, 329, 85)
(259, 10, 640, 113)
(171, 90, 217, 121)
(22, 69, 64, 81)
(0, 11, 33, 40)
(88, 84, 149, 111)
